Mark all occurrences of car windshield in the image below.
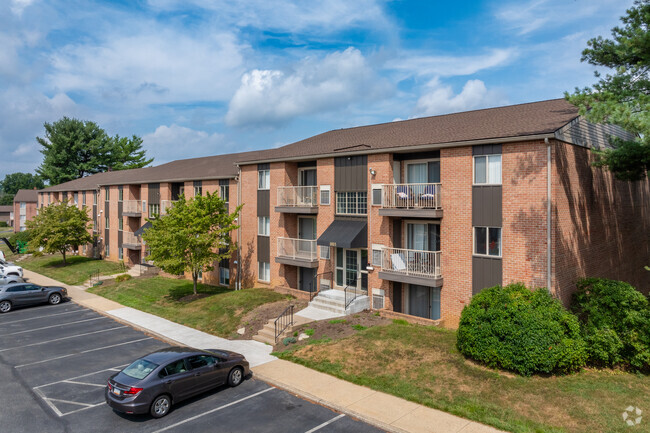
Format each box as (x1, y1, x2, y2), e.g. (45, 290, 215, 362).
(122, 359, 159, 380)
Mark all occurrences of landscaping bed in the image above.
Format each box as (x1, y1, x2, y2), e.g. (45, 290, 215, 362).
(19, 253, 125, 285)
(275, 318, 650, 433)
(236, 298, 308, 340)
(89, 276, 293, 338)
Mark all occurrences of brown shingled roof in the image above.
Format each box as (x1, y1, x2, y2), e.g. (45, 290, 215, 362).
(0, 205, 12, 212)
(236, 98, 580, 164)
(14, 189, 39, 202)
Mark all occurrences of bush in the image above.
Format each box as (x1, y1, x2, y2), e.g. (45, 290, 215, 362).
(114, 274, 132, 283)
(572, 278, 650, 371)
(31, 250, 44, 257)
(8, 230, 32, 244)
(457, 283, 587, 376)
(0, 221, 8, 227)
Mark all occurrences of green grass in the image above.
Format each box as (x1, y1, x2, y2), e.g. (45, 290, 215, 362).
(19, 253, 125, 285)
(276, 323, 650, 433)
(328, 319, 347, 324)
(89, 276, 290, 337)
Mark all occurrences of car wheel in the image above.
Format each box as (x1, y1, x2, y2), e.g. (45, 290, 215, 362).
(48, 293, 62, 305)
(0, 300, 11, 313)
(150, 395, 171, 418)
(228, 367, 243, 387)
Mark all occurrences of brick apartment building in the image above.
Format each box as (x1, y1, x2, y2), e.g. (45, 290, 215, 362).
(0, 205, 12, 227)
(36, 99, 650, 327)
(13, 189, 38, 232)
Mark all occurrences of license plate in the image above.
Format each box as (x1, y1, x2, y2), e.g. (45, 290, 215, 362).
(112, 388, 121, 396)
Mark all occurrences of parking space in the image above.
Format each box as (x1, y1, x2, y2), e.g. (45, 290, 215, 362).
(0, 302, 384, 433)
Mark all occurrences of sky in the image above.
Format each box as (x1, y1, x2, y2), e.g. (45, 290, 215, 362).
(0, 0, 635, 180)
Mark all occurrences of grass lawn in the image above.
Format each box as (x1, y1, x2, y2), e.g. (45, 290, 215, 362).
(276, 321, 650, 433)
(19, 253, 125, 285)
(89, 276, 291, 337)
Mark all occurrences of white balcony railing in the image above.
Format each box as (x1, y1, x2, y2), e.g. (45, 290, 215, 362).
(160, 200, 177, 215)
(381, 247, 441, 279)
(123, 232, 141, 247)
(381, 183, 441, 209)
(277, 186, 318, 207)
(123, 200, 142, 214)
(277, 237, 318, 261)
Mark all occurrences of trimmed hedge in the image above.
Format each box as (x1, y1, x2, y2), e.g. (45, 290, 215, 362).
(457, 283, 587, 376)
(572, 278, 650, 371)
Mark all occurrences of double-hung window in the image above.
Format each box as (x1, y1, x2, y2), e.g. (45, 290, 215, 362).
(474, 154, 501, 185)
(336, 192, 367, 215)
(193, 181, 202, 197)
(118, 186, 123, 201)
(258, 262, 270, 282)
(474, 227, 502, 257)
(258, 170, 270, 190)
(258, 216, 270, 236)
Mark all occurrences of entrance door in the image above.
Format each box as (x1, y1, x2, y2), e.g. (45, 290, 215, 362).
(298, 267, 317, 292)
(335, 248, 368, 291)
(407, 285, 441, 320)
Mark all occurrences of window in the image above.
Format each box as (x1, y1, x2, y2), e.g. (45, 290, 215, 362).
(371, 245, 384, 267)
(105, 244, 110, 257)
(371, 185, 382, 206)
(118, 186, 123, 201)
(258, 170, 270, 190)
(118, 218, 123, 231)
(258, 261, 270, 282)
(219, 267, 230, 286)
(193, 181, 202, 197)
(474, 154, 501, 185)
(118, 248, 123, 260)
(20, 202, 26, 210)
(319, 245, 330, 260)
(74, 193, 78, 205)
(105, 186, 110, 200)
(187, 355, 215, 369)
(336, 192, 367, 215)
(159, 359, 187, 378)
(258, 216, 270, 236)
(220, 183, 229, 204)
(149, 203, 160, 217)
(105, 216, 109, 228)
(320, 185, 330, 205)
(93, 191, 98, 205)
(474, 227, 501, 257)
(82, 192, 86, 205)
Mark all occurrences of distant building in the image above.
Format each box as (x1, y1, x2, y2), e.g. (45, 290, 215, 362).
(0, 205, 12, 227)
(13, 189, 38, 232)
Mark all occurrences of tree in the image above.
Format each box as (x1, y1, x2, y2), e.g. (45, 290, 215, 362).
(142, 192, 241, 295)
(0, 173, 45, 205)
(566, 0, 650, 181)
(36, 117, 153, 185)
(26, 200, 93, 266)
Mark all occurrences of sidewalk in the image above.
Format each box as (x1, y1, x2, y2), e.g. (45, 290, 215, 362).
(23, 269, 506, 433)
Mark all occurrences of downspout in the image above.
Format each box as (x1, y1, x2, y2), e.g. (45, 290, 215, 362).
(545, 138, 552, 293)
(237, 165, 242, 290)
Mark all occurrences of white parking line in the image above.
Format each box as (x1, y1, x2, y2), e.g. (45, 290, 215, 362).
(63, 380, 107, 387)
(2, 317, 106, 336)
(33, 388, 63, 417)
(48, 397, 98, 407)
(16, 337, 153, 368)
(60, 402, 106, 417)
(0, 326, 127, 352)
(304, 414, 346, 433)
(0, 308, 86, 325)
(152, 388, 275, 433)
(35, 364, 129, 389)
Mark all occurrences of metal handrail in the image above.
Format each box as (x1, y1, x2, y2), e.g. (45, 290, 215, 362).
(381, 183, 442, 209)
(308, 271, 333, 301)
(277, 237, 317, 261)
(274, 305, 294, 343)
(344, 280, 359, 310)
(277, 186, 318, 207)
(381, 247, 442, 279)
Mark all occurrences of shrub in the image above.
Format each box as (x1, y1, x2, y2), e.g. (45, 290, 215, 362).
(282, 337, 297, 346)
(31, 250, 44, 257)
(572, 278, 650, 371)
(0, 221, 8, 227)
(304, 328, 315, 336)
(457, 283, 587, 376)
(114, 274, 132, 283)
(8, 230, 32, 245)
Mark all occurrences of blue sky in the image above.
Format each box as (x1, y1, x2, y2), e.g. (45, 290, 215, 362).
(0, 0, 634, 180)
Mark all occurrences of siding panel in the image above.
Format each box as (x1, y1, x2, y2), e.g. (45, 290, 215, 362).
(472, 256, 502, 295)
(472, 186, 502, 227)
(334, 155, 367, 192)
(257, 236, 270, 262)
(257, 190, 270, 217)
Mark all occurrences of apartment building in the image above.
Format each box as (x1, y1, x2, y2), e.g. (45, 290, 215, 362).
(13, 189, 38, 232)
(39, 152, 256, 287)
(235, 99, 650, 326)
(0, 205, 12, 227)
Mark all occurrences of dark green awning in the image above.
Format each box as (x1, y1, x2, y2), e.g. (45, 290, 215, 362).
(134, 221, 152, 237)
(317, 219, 367, 249)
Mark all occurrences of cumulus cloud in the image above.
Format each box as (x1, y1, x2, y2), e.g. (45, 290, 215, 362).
(142, 124, 227, 163)
(412, 78, 508, 117)
(225, 47, 391, 128)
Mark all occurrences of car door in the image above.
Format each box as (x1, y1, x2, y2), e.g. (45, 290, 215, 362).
(5, 285, 28, 305)
(159, 359, 195, 402)
(185, 355, 221, 395)
(22, 284, 46, 305)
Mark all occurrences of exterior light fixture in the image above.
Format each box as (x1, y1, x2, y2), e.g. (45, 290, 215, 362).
(369, 168, 376, 176)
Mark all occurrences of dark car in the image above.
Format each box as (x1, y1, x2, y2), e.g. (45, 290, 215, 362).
(0, 283, 67, 313)
(105, 347, 250, 418)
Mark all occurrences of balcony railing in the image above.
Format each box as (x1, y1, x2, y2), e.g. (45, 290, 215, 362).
(381, 183, 441, 209)
(123, 200, 142, 215)
(277, 237, 317, 261)
(160, 200, 177, 215)
(123, 232, 141, 247)
(381, 247, 441, 279)
(277, 186, 318, 208)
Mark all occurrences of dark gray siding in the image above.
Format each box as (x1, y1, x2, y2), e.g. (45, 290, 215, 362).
(117, 201, 123, 249)
(257, 191, 270, 217)
(257, 236, 270, 262)
(472, 144, 502, 156)
(148, 183, 160, 204)
(472, 186, 502, 227)
(334, 155, 367, 192)
(392, 219, 402, 248)
(117, 229, 123, 250)
(297, 160, 317, 168)
(393, 282, 402, 313)
(472, 257, 502, 295)
(257, 163, 270, 170)
(394, 150, 440, 161)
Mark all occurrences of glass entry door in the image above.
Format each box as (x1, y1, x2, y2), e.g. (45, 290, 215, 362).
(336, 248, 368, 291)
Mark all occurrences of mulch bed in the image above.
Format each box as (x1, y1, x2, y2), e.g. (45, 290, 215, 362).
(235, 298, 308, 340)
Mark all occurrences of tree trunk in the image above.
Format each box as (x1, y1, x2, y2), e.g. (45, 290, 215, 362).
(61, 250, 67, 266)
(192, 272, 198, 295)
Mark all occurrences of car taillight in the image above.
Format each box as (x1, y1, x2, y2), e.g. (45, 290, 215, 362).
(107, 381, 113, 390)
(123, 387, 143, 395)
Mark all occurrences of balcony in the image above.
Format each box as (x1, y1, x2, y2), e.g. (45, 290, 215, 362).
(378, 247, 443, 287)
(275, 237, 318, 268)
(123, 200, 142, 217)
(275, 186, 318, 214)
(122, 232, 142, 250)
(379, 183, 442, 218)
(160, 200, 177, 216)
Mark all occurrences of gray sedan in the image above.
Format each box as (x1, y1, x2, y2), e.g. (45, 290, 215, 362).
(0, 283, 68, 313)
(105, 347, 250, 418)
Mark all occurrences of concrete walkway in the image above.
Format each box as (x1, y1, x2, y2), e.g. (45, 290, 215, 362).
(22, 269, 506, 433)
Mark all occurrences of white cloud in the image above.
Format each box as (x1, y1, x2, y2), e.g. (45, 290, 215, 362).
(10, 0, 35, 16)
(225, 47, 392, 127)
(412, 78, 508, 117)
(48, 28, 246, 105)
(388, 48, 516, 78)
(142, 124, 227, 163)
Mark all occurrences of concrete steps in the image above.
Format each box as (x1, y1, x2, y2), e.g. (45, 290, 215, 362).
(308, 289, 370, 315)
(253, 319, 294, 345)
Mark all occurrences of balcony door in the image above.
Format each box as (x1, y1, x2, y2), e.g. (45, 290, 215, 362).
(335, 248, 368, 292)
(298, 217, 316, 258)
(406, 161, 440, 184)
(406, 223, 440, 252)
(298, 169, 317, 187)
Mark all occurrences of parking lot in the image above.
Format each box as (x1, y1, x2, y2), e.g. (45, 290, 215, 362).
(0, 301, 384, 433)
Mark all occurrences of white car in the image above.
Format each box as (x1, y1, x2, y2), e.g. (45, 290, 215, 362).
(0, 259, 23, 278)
(0, 274, 23, 285)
